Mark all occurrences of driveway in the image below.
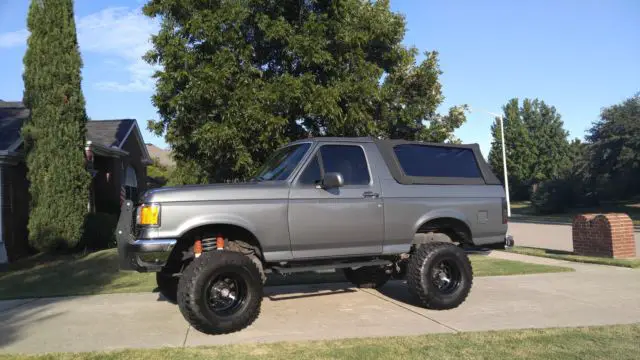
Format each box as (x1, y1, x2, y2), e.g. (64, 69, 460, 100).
(1, 252, 639, 355)
(508, 221, 640, 256)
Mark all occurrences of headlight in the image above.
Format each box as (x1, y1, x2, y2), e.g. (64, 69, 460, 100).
(137, 203, 160, 226)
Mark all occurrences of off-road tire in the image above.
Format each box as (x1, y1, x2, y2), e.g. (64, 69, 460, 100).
(221, 240, 267, 284)
(177, 250, 263, 335)
(343, 265, 391, 288)
(156, 271, 179, 304)
(407, 242, 473, 310)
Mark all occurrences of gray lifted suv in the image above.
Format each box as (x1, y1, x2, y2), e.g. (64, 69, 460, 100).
(116, 137, 511, 335)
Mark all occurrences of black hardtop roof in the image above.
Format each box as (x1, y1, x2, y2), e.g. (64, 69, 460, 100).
(288, 136, 500, 186)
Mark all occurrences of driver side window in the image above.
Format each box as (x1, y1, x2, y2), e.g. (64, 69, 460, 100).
(298, 145, 371, 186)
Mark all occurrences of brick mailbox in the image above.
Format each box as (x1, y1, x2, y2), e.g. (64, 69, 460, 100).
(572, 213, 636, 258)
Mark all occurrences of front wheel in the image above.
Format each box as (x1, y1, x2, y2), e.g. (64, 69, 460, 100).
(177, 250, 263, 335)
(407, 242, 473, 310)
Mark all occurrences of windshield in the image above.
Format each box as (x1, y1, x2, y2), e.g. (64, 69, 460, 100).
(251, 143, 311, 181)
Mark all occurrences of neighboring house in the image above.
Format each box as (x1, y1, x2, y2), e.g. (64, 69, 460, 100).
(0, 101, 152, 264)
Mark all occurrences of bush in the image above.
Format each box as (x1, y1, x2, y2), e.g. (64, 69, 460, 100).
(80, 212, 118, 250)
(531, 179, 574, 215)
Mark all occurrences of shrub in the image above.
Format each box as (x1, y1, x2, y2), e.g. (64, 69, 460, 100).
(531, 179, 573, 215)
(80, 212, 118, 250)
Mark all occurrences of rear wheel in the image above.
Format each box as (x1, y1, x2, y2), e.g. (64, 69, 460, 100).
(177, 250, 263, 335)
(407, 242, 473, 309)
(343, 265, 391, 289)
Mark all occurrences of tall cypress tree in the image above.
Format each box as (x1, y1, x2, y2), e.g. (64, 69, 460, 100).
(22, 0, 90, 252)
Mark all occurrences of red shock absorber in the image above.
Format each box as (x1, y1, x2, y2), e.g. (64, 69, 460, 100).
(194, 239, 203, 258)
(216, 234, 225, 250)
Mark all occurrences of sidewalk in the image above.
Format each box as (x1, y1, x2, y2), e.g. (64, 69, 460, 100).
(1, 252, 639, 355)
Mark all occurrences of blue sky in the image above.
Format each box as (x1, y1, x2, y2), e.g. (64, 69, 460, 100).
(1, 0, 638, 157)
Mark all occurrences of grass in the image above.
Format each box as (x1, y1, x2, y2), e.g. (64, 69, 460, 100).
(0, 248, 572, 301)
(507, 246, 640, 269)
(467, 253, 573, 275)
(1, 324, 638, 360)
(510, 200, 640, 226)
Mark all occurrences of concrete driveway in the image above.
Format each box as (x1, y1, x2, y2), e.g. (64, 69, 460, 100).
(1, 252, 640, 355)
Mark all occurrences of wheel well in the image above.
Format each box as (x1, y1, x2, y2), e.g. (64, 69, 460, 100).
(162, 224, 264, 272)
(415, 217, 472, 245)
(183, 224, 263, 256)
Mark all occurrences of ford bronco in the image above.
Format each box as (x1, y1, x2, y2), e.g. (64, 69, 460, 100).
(116, 137, 512, 335)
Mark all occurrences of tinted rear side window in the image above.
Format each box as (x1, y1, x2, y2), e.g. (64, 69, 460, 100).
(393, 144, 482, 178)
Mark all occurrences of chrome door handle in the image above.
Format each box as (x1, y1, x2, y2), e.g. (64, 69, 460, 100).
(363, 191, 379, 198)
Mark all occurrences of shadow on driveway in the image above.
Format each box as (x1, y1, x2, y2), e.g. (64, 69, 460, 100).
(0, 299, 67, 349)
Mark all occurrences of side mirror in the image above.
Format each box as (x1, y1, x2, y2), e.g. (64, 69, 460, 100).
(321, 172, 344, 188)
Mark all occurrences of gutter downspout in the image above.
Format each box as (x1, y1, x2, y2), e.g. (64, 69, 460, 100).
(0, 165, 8, 265)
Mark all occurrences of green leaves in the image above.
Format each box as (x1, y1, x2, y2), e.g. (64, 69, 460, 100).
(488, 98, 572, 200)
(22, 0, 90, 252)
(585, 93, 640, 200)
(144, 0, 465, 183)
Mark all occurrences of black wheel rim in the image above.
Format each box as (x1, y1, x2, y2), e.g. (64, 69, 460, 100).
(430, 258, 462, 294)
(205, 272, 248, 317)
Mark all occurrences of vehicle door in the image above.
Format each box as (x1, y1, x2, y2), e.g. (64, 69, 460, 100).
(288, 142, 384, 259)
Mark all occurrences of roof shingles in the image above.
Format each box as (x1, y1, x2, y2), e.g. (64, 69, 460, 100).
(0, 101, 136, 151)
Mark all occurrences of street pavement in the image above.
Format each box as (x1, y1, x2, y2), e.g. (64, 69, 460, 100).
(508, 221, 640, 256)
(1, 252, 639, 355)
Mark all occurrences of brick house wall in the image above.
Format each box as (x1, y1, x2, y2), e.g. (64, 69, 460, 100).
(93, 155, 121, 214)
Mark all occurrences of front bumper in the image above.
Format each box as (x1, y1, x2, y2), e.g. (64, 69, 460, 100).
(116, 200, 176, 272)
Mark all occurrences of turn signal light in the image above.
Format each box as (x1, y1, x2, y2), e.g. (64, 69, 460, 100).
(137, 204, 160, 226)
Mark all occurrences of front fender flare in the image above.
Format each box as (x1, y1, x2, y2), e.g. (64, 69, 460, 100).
(176, 214, 258, 239)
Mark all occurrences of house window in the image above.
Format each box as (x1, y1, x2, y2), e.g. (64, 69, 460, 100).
(124, 165, 138, 203)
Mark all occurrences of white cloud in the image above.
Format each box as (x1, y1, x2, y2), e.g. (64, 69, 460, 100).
(0, 6, 159, 92)
(77, 7, 160, 92)
(0, 29, 28, 48)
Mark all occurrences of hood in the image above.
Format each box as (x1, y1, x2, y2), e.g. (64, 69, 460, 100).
(142, 181, 290, 203)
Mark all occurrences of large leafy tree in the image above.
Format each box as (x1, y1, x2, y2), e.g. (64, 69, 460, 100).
(143, 0, 467, 183)
(488, 98, 571, 200)
(22, 0, 90, 251)
(585, 93, 640, 200)
(521, 99, 571, 182)
(488, 98, 536, 200)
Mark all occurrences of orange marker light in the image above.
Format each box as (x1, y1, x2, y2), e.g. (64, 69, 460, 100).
(194, 240, 202, 258)
(137, 204, 160, 226)
(216, 235, 224, 250)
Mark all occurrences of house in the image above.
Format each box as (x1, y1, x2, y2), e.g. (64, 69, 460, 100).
(0, 101, 152, 264)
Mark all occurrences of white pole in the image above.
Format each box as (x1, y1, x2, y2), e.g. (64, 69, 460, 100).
(498, 115, 511, 217)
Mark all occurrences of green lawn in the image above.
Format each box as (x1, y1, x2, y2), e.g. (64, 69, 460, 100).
(1, 324, 638, 360)
(0, 248, 572, 300)
(511, 201, 640, 226)
(507, 246, 640, 269)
